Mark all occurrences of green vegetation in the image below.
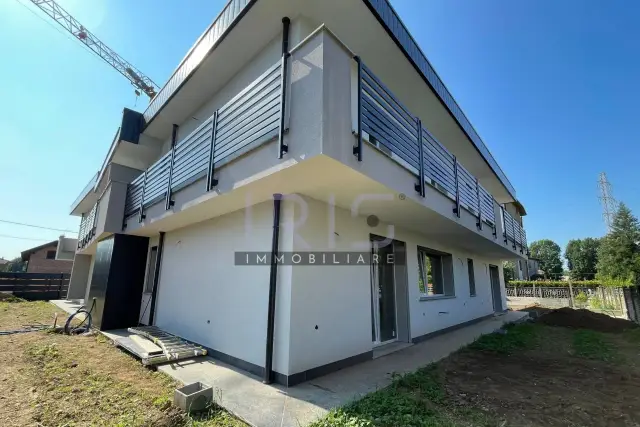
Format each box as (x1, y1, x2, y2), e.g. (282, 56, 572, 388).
(311, 365, 495, 427)
(529, 239, 563, 279)
(0, 301, 245, 427)
(575, 291, 588, 307)
(572, 330, 615, 362)
(468, 323, 539, 355)
(312, 323, 543, 427)
(502, 260, 516, 283)
(509, 279, 633, 288)
(565, 238, 601, 280)
(597, 203, 640, 283)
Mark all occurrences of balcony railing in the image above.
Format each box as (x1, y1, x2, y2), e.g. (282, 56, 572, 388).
(502, 208, 527, 253)
(70, 171, 99, 213)
(354, 58, 527, 251)
(77, 201, 98, 249)
(125, 60, 282, 222)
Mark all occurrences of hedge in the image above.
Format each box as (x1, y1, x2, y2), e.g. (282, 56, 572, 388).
(508, 279, 634, 288)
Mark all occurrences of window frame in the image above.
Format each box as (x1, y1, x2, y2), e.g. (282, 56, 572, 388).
(417, 246, 455, 300)
(144, 246, 159, 294)
(467, 258, 476, 297)
(46, 250, 56, 260)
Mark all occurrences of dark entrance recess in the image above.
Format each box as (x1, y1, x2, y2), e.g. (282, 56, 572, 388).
(88, 234, 150, 330)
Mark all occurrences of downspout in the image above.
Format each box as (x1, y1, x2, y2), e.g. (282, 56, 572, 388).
(148, 231, 165, 326)
(263, 193, 283, 384)
(277, 17, 290, 159)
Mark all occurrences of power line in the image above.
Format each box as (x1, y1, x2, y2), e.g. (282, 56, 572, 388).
(0, 219, 77, 234)
(0, 234, 51, 242)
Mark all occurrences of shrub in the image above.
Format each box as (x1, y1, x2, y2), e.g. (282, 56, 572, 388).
(509, 279, 633, 288)
(575, 291, 588, 307)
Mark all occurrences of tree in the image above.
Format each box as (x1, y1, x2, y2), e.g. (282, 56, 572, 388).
(503, 260, 516, 283)
(565, 238, 600, 280)
(597, 203, 640, 282)
(529, 239, 563, 279)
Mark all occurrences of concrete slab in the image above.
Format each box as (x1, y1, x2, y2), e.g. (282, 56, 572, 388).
(50, 299, 84, 315)
(157, 311, 528, 427)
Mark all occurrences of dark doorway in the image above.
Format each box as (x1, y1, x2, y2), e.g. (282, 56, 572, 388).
(370, 235, 408, 345)
(489, 265, 503, 312)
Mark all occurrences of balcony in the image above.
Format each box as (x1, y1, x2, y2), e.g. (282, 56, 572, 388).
(123, 27, 526, 257)
(354, 60, 528, 254)
(78, 201, 98, 249)
(70, 172, 99, 215)
(124, 60, 282, 223)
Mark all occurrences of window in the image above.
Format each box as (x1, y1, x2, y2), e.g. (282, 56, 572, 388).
(46, 250, 56, 260)
(467, 259, 476, 296)
(144, 247, 158, 293)
(417, 247, 454, 298)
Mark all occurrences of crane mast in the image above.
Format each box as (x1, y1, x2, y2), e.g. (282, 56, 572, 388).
(28, 0, 159, 99)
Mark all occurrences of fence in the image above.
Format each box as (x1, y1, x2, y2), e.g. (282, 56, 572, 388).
(0, 272, 70, 301)
(506, 284, 628, 318)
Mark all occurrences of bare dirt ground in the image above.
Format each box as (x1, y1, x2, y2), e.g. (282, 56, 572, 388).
(315, 309, 640, 427)
(0, 300, 246, 427)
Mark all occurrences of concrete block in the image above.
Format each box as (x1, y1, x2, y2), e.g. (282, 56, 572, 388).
(174, 382, 213, 413)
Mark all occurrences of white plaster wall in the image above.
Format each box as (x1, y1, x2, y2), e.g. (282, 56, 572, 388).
(287, 195, 373, 375)
(153, 200, 294, 374)
(67, 254, 92, 300)
(287, 195, 505, 374)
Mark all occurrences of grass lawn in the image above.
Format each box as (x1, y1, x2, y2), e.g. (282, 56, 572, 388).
(0, 300, 246, 427)
(312, 319, 640, 427)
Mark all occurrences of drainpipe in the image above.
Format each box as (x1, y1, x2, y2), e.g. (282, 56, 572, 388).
(264, 194, 283, 384)
(148, 231, 165, 326)
(277, 17, 290, 159)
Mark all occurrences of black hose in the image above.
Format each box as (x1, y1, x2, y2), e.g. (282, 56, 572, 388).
(63, 299, 95, 335)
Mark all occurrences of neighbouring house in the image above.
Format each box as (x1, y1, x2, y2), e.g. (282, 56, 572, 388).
(0, 258, 9, 268)
(21, 236, 77, 274)
(527, 257, 543, 279)
(64, 0, 528, 386)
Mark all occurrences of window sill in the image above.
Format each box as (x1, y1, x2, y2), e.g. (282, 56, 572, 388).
(419, 295, 456, 302)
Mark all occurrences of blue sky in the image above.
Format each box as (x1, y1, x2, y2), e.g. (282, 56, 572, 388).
(0, 0, 638, 259)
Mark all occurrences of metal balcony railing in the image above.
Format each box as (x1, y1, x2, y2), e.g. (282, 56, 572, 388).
(125, 60, 282, 222)
(354, 58, 526, 251)
(363, 0, 516, 200)
(77, 201, 98, 249)
(502, 208, 527, 253)
(70, 171, 99, 213)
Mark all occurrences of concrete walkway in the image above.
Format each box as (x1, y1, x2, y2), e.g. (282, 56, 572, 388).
(50, 299, 85, 315)
(157, 311, 528, 427)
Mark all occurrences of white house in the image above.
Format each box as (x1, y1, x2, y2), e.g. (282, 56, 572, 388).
(66, 0, 528, 386)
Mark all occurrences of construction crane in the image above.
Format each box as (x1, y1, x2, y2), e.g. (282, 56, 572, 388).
(27, 0, 159, 99)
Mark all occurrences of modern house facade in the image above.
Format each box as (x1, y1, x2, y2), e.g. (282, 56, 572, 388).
(66, 0, 528, 386)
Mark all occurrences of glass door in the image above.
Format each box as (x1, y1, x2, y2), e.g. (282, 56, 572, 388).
(371, 240, 397, 345)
